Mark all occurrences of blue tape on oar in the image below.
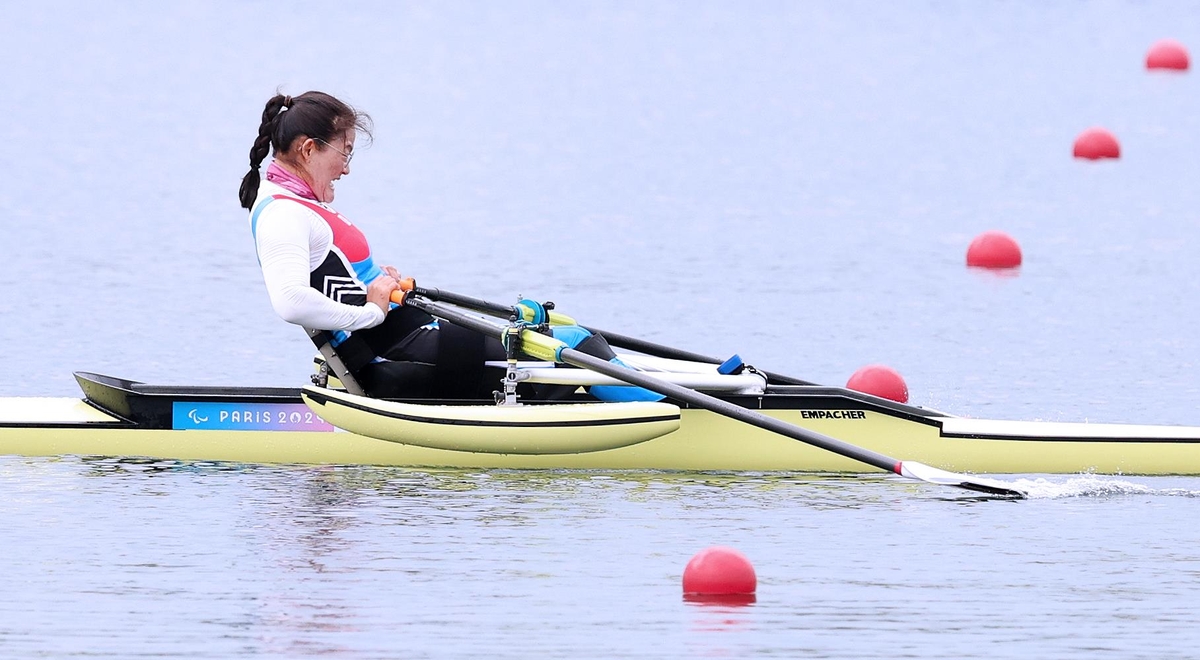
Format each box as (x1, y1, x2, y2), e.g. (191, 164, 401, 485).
(717, 354, 745, 375)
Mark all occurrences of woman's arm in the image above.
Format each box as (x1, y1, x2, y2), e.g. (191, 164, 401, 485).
(255, 209, 387, 331)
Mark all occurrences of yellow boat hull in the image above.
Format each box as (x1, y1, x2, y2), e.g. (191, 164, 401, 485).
(5, 393, 1200, 474)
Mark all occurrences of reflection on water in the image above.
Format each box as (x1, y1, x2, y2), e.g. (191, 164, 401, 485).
(683, 593, 757, 606)
(5, 456, 1200, 657)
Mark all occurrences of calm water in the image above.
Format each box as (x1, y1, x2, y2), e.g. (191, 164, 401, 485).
(3, 1, 1200, 657)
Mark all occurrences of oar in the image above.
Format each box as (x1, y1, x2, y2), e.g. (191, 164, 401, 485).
(397, 282, 813, 385)
(395, 292, 1026, 498)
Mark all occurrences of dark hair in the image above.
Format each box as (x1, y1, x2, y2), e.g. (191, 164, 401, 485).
(238, 90, 373, 209)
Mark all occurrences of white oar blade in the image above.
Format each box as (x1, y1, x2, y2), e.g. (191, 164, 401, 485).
(899, 461, 1026, 498)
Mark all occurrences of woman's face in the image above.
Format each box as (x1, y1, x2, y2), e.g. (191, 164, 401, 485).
(298, 132, 354, 203)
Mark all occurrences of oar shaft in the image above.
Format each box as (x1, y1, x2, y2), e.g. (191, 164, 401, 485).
(402, 296, 899, 474)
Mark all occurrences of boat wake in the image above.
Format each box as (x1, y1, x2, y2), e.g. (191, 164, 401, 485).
(1009, 474, 1200, 499)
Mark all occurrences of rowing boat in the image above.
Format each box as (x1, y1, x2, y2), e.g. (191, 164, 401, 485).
(4, 369, 1200, 474)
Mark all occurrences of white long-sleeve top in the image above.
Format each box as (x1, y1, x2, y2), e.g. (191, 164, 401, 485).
(249, 180, 385, 332)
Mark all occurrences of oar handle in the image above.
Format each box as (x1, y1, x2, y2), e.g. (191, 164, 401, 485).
(388, 278, 423, 306)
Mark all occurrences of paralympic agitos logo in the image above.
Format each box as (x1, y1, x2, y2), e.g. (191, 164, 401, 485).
(187, 409, 209, 425)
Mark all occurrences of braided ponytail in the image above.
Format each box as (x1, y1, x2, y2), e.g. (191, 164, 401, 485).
(238, 94, 289, 209)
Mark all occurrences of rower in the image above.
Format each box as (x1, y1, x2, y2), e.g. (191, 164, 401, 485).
(241, 90, 664, 403)
(240, 90, 497, 399)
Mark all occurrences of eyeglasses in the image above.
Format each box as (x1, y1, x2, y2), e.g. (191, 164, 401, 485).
(314, 138, 354, 166)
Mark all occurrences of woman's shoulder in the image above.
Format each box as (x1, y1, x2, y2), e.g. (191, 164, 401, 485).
(251, 182, 333, 238)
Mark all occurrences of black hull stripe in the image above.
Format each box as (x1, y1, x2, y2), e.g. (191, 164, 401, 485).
(0, 422, 132, 429)
(307, 390, 680, 429)
(941, 431, 1200, 443)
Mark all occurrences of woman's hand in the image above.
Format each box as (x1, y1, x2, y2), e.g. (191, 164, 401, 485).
(366, 275, 399, 314)
(379, 265, 414, 303)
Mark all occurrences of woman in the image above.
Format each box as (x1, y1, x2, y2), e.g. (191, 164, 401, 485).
(239, 90, 495, 398)
(239, 90, 659, 402)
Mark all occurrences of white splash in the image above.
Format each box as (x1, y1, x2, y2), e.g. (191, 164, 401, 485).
(1007, 473, 1200, 499)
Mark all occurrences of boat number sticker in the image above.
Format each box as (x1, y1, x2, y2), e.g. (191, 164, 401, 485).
(800, 410, 867, 420)
(171, 402, 335, 432)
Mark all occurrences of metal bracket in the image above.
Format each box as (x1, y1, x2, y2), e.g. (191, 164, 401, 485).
(311, 360, 330, 388)
(305, 327, 367, 396)
(495, 322, 524, 406)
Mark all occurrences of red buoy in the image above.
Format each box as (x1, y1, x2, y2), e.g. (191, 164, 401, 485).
(966, 230, 1022, 269)
(682, 546, 756, 603)
(1146, 39, 1189, 71)
(1073, 127, 1120, 160)
(846, 365, 908, 403)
